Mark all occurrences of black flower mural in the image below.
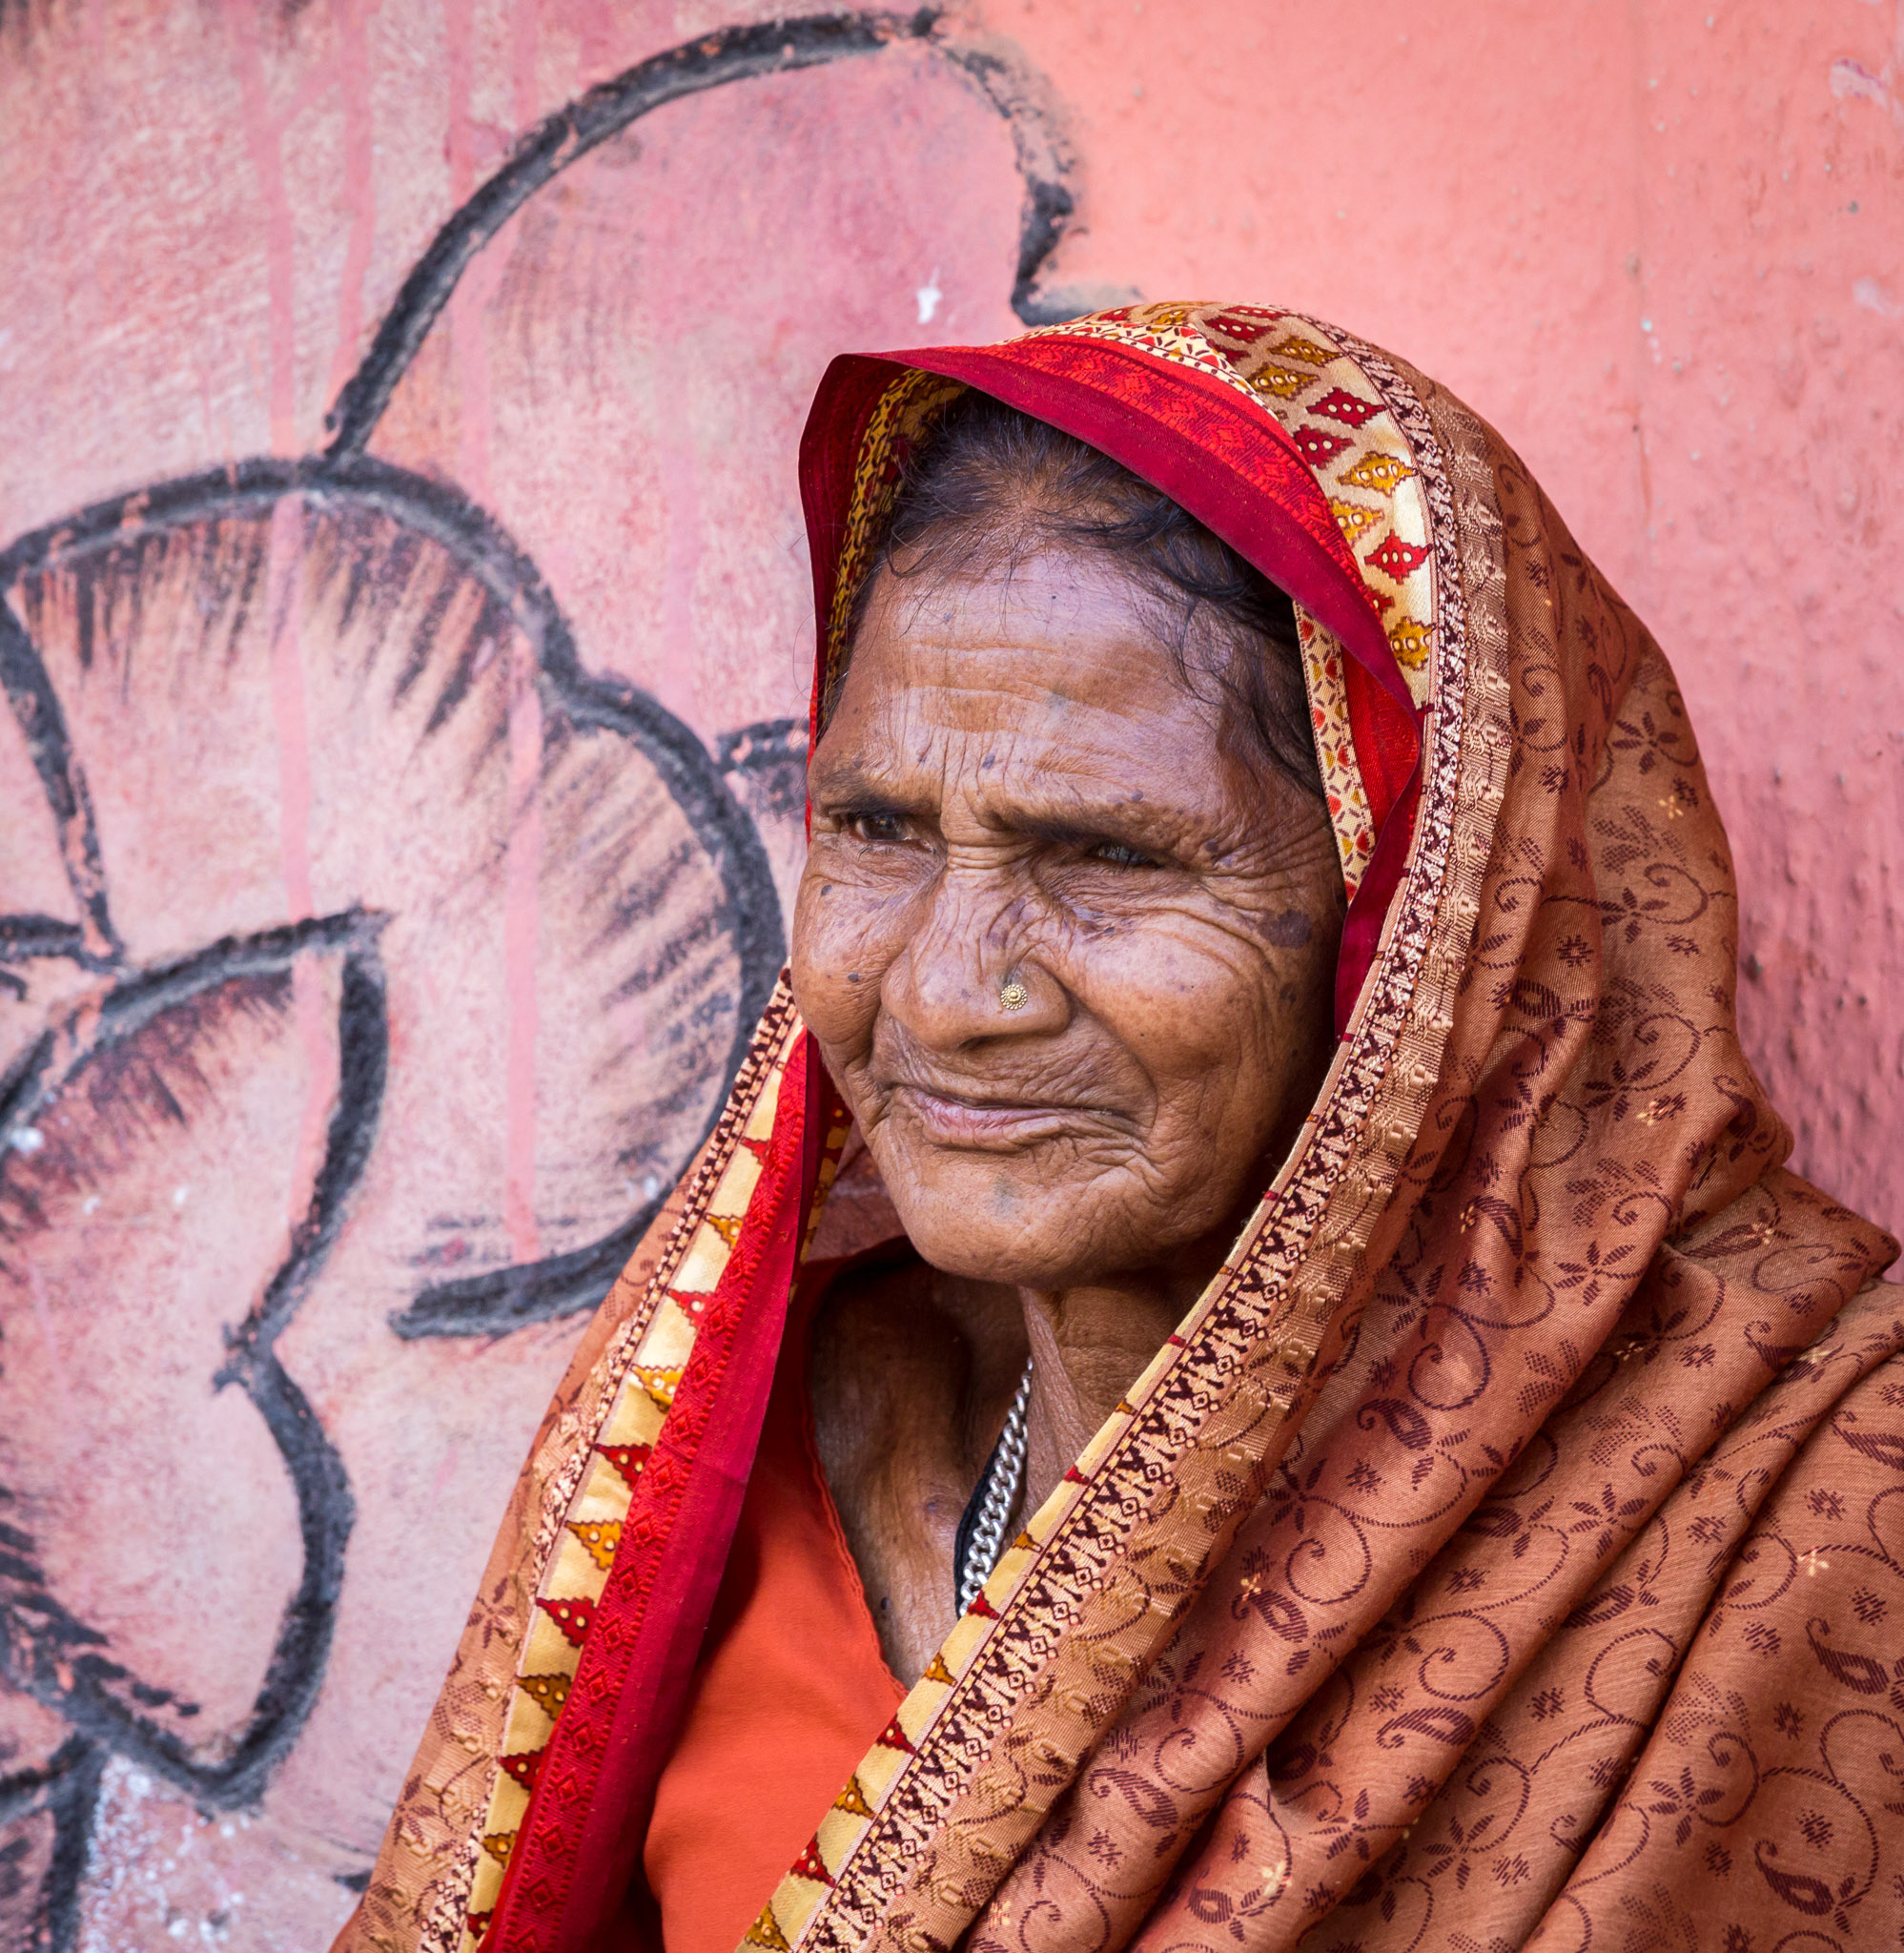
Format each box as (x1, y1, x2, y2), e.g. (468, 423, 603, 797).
(0, 12, 1095, 1944)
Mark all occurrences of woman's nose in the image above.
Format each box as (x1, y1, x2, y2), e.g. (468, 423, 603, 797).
(881, 861, 1061, 1049)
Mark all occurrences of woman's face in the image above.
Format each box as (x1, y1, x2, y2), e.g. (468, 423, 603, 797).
(792, 547, 1343, 1293)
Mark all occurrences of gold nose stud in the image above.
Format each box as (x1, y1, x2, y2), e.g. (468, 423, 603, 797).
(998, 978, 1029, 1013)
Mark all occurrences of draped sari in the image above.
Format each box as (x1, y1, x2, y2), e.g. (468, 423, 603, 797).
(334, 304, 1902, 1953)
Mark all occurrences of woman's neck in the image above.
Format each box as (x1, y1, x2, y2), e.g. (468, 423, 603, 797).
(1016, 1270, 1198, 1521)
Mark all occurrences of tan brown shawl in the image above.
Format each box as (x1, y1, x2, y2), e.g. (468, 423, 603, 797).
(336, 307, 1900, 1953)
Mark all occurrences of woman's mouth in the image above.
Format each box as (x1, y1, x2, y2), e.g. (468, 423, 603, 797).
(887, 1082, 1104, 1151)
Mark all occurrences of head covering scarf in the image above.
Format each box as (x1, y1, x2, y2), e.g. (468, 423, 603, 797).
(335, 304, 1901, 1953)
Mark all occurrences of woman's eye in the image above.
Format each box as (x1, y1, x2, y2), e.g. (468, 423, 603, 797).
(1086, 839, 1155, 868)
(848, 811, 910, 844)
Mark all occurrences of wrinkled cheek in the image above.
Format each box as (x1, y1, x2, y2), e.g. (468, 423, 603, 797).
(1068, 926, 1276, 1081)
(789, 873, 905, 1064)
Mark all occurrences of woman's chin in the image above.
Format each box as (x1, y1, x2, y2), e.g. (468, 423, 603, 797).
(884, 1189, 1130, 1293)
(890, 1195, 1101, 1288)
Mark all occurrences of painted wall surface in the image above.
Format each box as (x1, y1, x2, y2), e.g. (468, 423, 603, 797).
(0, 2, 1895, 1944)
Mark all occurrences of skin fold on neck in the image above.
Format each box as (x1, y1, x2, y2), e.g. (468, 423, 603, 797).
(1014, 1210, 1254, 1522)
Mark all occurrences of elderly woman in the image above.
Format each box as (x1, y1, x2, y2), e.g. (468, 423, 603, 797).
(336, 306, 1901, 1953)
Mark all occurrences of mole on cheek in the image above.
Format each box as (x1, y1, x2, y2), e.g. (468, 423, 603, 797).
(1256, 909, 1313, 949)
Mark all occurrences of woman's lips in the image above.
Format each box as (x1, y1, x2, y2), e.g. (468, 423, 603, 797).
(888, 1083, 1103, 1151)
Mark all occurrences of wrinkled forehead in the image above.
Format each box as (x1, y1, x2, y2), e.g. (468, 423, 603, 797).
(851, 524, 1231, 673)
(823, 546, 1232, 769)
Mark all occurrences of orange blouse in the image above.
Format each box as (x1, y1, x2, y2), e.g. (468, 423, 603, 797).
(640, 1271, 903, 1953)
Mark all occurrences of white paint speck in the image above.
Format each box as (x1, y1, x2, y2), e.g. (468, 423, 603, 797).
(642, 1174, 661, 1200)
(1829, 57, 1893, 115)
(915, 270, 943, 325)
(173, 1184, 190, 1207)
(9, 1126, 44, 1154)
(82, 1193, 101, 1214)
(1853, 276, 1899, 317)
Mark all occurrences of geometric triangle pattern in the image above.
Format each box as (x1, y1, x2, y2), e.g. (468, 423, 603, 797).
(1296, 603, 1379, 898)
(872, 1714, 915, 1756)
(595, 1442, 651, 1490)
(633, 1365, 684, 1413)
(744, 1902, 791, 1951)
(514, 1672, 570, 1720)
(565, 1519, 623, 1573)
(789, 1834, 832, 1885)
(1198, 304, 1438, 897)
(1328, 498, 1383, 547)
(702, 1211, 744, 1250)
(534, 1594, 595, 1648)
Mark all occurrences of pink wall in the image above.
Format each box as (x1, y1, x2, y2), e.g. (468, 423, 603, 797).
(0, 2, 1894, 1943)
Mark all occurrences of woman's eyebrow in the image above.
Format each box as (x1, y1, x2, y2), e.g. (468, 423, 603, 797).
(1004, 795, 1198, 853)
(808, 758, 931, 812)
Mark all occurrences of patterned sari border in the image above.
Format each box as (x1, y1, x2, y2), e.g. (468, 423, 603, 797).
(440, 983, 807, 1953)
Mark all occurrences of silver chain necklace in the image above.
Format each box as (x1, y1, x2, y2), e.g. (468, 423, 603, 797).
(954, 1358, 1034, 1616)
